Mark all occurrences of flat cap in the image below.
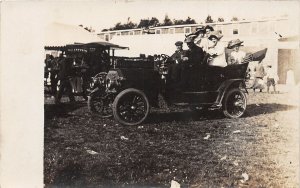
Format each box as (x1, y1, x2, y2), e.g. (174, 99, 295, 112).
(175, 41, 183, 46)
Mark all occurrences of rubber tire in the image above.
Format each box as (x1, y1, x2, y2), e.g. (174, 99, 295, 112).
(112, 88, 150, 126)
(223, 88, 247, 118)
(88, 95, 113, 118)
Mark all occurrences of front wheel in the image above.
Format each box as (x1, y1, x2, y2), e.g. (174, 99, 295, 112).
(112, 88, 150, 126)
(222, 88, 247, 118)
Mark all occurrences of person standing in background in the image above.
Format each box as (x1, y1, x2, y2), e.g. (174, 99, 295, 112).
(50, 53, 63, 95)
(55, 57, 75, 104)
(44, 54, 53, 85)
(252, 60, 266, 92)
(80, 54, 89, 101)
(265, 65, 279, 93)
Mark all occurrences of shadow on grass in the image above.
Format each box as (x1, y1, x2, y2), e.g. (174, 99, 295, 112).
(50, 162, 87, 187)
(147, 109, 224, 124)
(147, 103, 298, 124)
(244, 103, 298, 117)
(44, 102, 86, 119)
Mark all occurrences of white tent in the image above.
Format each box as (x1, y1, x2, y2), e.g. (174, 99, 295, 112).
(44, 22, 103, 47)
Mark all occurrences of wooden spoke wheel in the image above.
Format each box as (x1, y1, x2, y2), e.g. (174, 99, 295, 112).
(112, 88, 149, 126)
(223, 88, 247, 118)
(88, 94, 113, 118)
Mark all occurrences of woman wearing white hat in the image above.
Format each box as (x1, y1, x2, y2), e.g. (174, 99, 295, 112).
(227, 39, 246, 65)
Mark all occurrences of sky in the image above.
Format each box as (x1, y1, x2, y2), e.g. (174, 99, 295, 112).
(39, 0, 300, 32)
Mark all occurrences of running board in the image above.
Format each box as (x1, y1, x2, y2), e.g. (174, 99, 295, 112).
(173, 103, 189, 106)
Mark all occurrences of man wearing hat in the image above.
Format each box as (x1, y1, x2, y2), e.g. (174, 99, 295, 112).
(227, 39, 246, 65)
(169, 36, 205, 88)
(168, 41, 186, 81)
(171, 41, 185, 64)
(172, 36, 205, 88)
(184, 36, 205, 65)
(206, 31, 227, 67)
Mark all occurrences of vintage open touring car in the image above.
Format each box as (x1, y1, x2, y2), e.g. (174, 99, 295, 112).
(88, 46, 267, 126)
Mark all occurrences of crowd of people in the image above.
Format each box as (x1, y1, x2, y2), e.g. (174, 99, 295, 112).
(167, 25, 278, 93)
(44, 49, 110, 104)
(45, 53, 87, 104)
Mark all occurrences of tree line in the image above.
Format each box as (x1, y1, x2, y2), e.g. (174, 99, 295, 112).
(100, 15, 240, 32)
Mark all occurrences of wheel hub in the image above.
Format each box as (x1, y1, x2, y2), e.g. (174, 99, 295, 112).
(234, 100, 243, 107)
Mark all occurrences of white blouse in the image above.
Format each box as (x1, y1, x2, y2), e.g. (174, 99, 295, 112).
(229, 51, 246, 64)
(206, 42, 227, 67)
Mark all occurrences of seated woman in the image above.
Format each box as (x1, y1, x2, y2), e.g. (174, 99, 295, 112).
(227, 39, 246, 65)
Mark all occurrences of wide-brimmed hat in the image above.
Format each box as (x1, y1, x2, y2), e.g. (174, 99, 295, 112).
(208, 31, 223, 41)
(196, 26, 205, 32)
(175, 41, 183, 46)
(204, 25, 214, 32)
(227, 39, 244, 49)
(184, 36, 195, 43)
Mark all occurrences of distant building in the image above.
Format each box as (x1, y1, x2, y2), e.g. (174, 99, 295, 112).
(98, 17, 299, 84)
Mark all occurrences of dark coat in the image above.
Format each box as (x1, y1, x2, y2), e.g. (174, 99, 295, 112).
(171, 49, 185, 64)
(185, 44, 205, 65)
(58, 57, 74, 80)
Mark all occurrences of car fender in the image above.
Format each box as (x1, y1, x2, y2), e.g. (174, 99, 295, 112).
(214, 79, 245, 106)
(89, 88, 100, 97)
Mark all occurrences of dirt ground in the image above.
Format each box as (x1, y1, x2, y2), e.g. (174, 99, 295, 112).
(44, 85, 299, 187)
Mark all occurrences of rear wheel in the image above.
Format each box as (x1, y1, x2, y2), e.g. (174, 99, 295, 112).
(112, 88, 149, 126)
(88, 94, 113, 118)
(223, 88, 247, 118)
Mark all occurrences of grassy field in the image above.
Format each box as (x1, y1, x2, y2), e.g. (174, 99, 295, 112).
(44, 87, 299, 187)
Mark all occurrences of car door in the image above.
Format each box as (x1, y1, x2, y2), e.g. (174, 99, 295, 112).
(183, 64, 224, 104)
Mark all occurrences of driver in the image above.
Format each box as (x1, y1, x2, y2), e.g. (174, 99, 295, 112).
(170, 41, 185, 64)
(175, 36, 205, 89)
(168, 41, 186, 82)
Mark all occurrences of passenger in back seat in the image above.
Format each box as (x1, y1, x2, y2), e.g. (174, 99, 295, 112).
(206, 31, 227, 67)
